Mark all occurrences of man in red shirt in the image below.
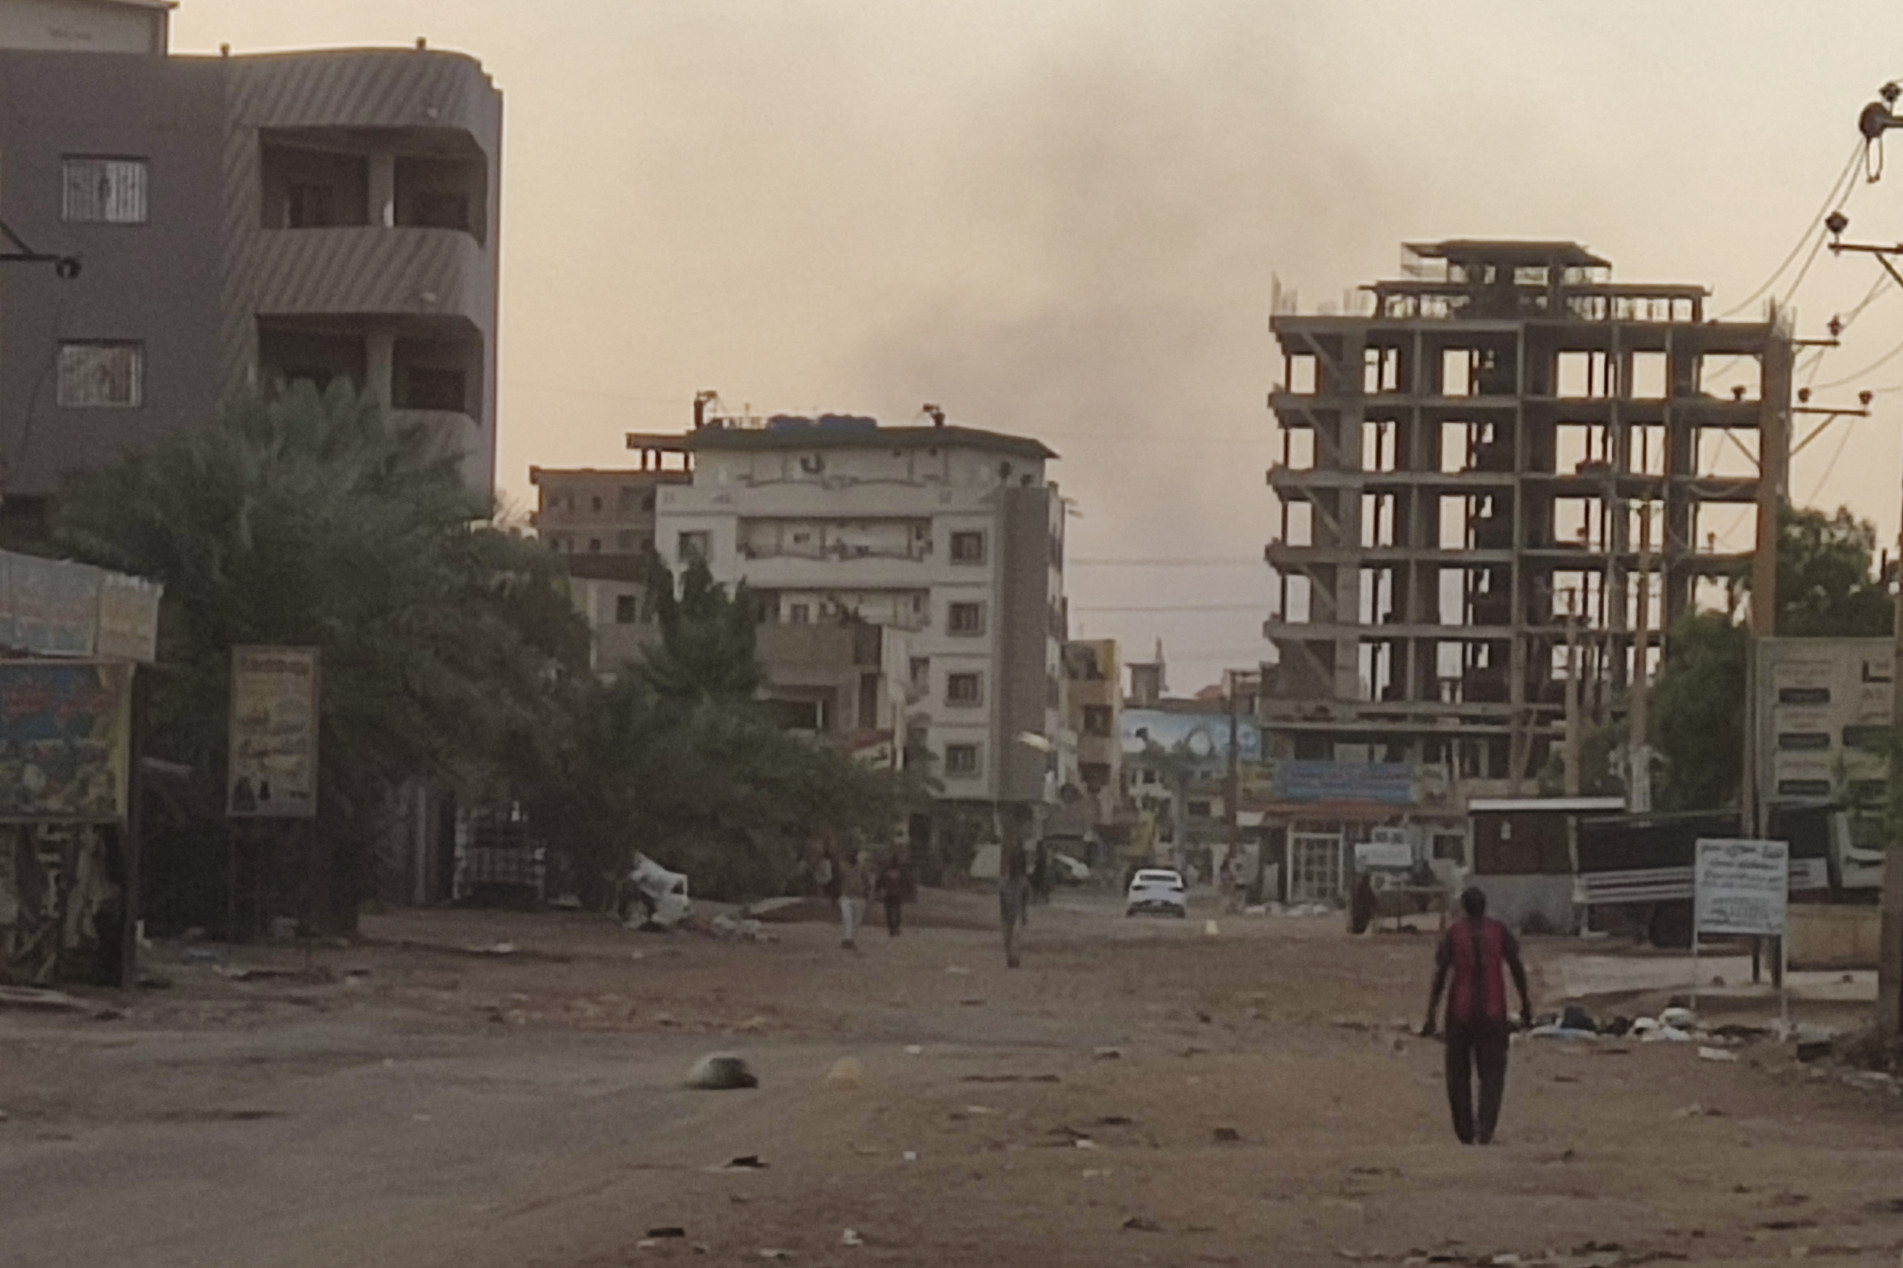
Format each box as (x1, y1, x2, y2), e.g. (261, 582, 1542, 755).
(1423, 887, 1533, 1145)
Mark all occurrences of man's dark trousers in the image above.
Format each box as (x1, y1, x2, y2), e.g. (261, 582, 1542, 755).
(1444, 1017, 1510, 1144)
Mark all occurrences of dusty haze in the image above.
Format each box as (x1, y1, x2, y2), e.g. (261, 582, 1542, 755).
(176, 0, 1903, 690)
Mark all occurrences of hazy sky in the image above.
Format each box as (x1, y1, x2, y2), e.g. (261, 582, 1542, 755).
(178, 1, 1903, 691)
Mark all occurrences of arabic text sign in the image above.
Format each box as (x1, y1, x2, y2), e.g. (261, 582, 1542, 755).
(1695, 838, 1789, 937)
(0, 661, 133, 822)
(1278, 760, 1416, 806)
(228, 646, 319, 819)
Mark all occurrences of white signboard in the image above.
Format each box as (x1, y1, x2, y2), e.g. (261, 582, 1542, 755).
(1695, 838, 1789, 937)
(1354, 836, 1413, 870)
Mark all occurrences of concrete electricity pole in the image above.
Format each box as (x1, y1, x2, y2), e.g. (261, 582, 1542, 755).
(1627, 503, 1654, 812)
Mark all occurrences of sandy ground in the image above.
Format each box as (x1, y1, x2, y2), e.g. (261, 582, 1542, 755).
(6, 889, 1903, 1268)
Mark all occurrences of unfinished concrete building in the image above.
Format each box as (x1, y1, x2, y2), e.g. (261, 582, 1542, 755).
(1264, 240, 1792, 788)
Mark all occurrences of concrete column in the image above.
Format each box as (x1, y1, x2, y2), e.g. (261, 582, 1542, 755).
(367, 328, 396, 410)
(369, 151, 397, 228)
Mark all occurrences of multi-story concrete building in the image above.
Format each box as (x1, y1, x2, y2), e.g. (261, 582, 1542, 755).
(0, 0, 502, 511)
(1062, 638, 1122, 823)
(1265, 240, 1790, 789)
(530, 435, 693, 562)
(656, 415, 1067, 814)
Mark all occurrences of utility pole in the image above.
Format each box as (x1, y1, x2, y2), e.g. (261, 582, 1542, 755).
(1628, 502, 1654, 812)
(1886, 502, 1903, 1036)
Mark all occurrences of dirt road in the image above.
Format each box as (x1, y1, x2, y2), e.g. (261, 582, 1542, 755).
(6, 890, 1903, 1267)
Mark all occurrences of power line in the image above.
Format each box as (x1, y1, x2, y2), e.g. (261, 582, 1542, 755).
(1070, 602, 1267, 613)
(1718, 140, 1864, 320)
(1814, 333, 1903, 391)
(1070, 556, 1260, 566)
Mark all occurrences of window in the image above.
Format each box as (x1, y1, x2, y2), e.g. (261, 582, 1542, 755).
(588, 538, 602, 553)
(616, 530, 639, 552)
(678, 530, 710, 563)
(591, 496, 604, 512)
(409, 190, 470, 232)
(548, 534, 571, 552)
(950, 531, 986, 564)
(858, 672, 880, 730)
(614, 594, 638, 624)
(62, 157, 147, 224)
(1082, 705, 1114, 737)
(909, 657, 930, 692)
(945, 744, 980, 776)
(58, 342, 143, 408)
(946, 672, 982, 705)
(948, 601, 985, 635)
(286, 182, 336, 229)
(788, 603, 811, 625)
(399, 366, 465, 412)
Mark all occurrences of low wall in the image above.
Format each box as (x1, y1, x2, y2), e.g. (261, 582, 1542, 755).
(1470, 874, 1574, 934)
(1789, 902, 1880, 970)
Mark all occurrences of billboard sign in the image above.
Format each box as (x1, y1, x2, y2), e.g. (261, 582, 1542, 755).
(0, 661, 133, 822)
(1695, 838, 1789, 938)
(228, 646, 319, 818)
(1277, 759, 1416, 806)
(1121, 708, 1261, 771)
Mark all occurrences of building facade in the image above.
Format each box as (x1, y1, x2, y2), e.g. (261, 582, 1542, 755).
(0, 0, 502, 508)
(1062, 638, 1121, 822)
(1265, 239, 1790, 790)
(656, 417, 1067, 809)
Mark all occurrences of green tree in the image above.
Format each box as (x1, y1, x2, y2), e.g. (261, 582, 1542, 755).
(56, 385, 587, 929)
(1774, 505, 1892, 637)
(1646, 504, 1893, 811)
(636, 553, 765, 702)
(1648, 611, 1749, 811)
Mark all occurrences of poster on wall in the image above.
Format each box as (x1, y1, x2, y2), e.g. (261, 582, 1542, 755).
(0, 661, 133, 822)
(228, 646, 319, 819)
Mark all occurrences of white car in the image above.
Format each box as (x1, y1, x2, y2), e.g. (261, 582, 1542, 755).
(1125, 868, 1188, 918)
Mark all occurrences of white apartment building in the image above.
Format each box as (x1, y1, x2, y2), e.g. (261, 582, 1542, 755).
(655, 417, 1068, 808)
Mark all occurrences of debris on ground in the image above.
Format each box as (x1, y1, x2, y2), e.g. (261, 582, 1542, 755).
(1672, 1103, 1725, 1119)
(1122, 1216, 1164, 1232)
(1696, 1046, 1738, 1063)
(0, 987, 89, 1013)
(645, 1227, 687, 1239)
(707, 914, 773, 943)
(684, 1052, 758, 1090)
(841, 1228, 863, 1247)
(465, 941, 517, 956)
(757, 1250, 793, 1261)
(738, 896, 830, 924)
(721, 1155, 767, 1170)
(825, 1058, 865, 1087)
(1092, 1046, 1124, 1060)
(1213, 1126, 1242, 1143)
(903, 1045, 924, 1056)
(961, 1073, 1059, 1084)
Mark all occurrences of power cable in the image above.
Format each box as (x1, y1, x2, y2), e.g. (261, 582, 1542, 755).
(1813, 333, 1903, 391)
(1717, 140, 1864, 320)
(1803, 414, 1861, 504)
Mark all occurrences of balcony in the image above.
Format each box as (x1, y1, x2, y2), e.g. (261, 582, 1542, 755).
(252, 226, 491, 326)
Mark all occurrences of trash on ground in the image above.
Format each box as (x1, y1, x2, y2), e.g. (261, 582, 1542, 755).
(1526, 1025, 1600, 1041)
(623, 853, 692, 931)
(708, 914, 773, 943)
(901, 1150, 918, 1162)
(465, 941, 516, 956)
(685, 1052, 758, 1090)
(1673, 1103, 1725, 1119)
(758, 1250, 793, 1261)
(1204, 920, 1220, 937)
(1092, 1046, 1123, 1061)
(841, 1228, 863, 1247)
(825, 1058, 865, 1087)
(1658, 1006, 1698, 1031)
(903, 1045, 924, 1056)
(1697, 1046, 1739, 1063)
(719, 1155, 768, 1171)
(646, 1227, 687, 1239)
(961, 1073, 1059, 1084)
(945, 965, 972, 975)
(1122, 1216, 1164, 1232)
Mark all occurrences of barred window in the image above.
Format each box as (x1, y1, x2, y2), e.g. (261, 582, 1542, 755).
(58, 342, 144, 408)
(945, 744, 980, 776)
(62, 157, 148, 224)
(946, 672, 983, 705)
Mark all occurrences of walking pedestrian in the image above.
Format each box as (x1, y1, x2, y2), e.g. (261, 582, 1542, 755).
(1422, 887, 1533, 1145)
(999, 807, 1033, 968)
(875, 851, 910, 937)
(836, 847, 870, 950)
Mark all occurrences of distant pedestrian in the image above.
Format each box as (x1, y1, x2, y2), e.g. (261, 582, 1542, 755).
(836, 848, 870, 950)
(1000, 808, 1034, 968)
(875, 852, 911, 937)
(1422, 887, 1533, 1145)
